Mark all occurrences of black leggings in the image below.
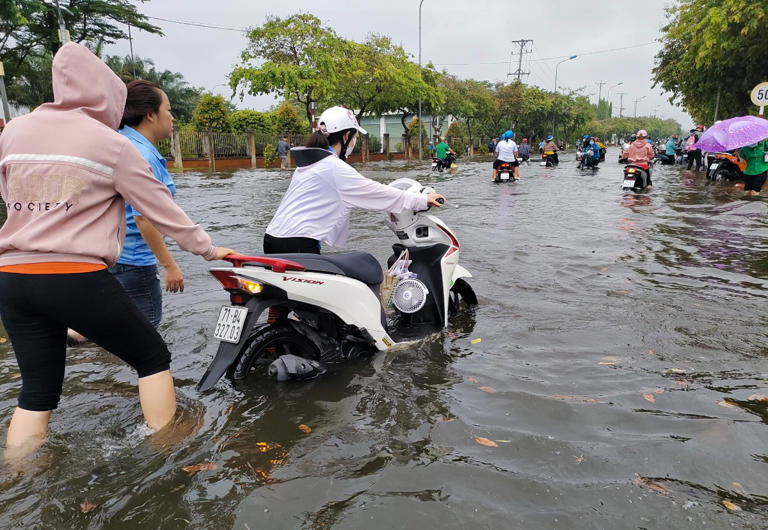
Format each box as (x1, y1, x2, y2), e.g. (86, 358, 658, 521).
(0, 269, 170, 411)
(263, 233, 321, 254)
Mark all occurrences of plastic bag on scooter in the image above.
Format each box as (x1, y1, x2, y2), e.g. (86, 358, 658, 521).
(381, 248, 415, 306)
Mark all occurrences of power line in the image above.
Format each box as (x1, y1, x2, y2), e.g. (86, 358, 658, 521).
(433, 41, 656, 66)
(145, 15, 248, 33)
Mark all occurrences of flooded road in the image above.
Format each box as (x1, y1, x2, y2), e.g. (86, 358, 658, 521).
(2, 151, 768, 528)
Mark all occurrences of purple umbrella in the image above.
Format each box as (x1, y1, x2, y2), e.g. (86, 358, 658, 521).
(694, 115, 768, 152)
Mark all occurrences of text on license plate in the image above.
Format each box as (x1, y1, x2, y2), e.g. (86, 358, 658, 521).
(710, 163, 719, 170)
(623, 179, 636, 187)
(214, 306, 248, 343)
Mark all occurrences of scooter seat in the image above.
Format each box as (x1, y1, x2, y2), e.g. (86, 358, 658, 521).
(260, 252, 383, 286)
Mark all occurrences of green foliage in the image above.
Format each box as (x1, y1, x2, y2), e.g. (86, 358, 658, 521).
(104, 55, 203, 123)
(263, 143, 277, 167)
(273, 101, 306, 135)
(230, 13, 340, 130)
(585, 117, 682, 141)
(192, 94, 231, 132)
(439, 75, 496, 144)
(229, 109, 274, 134)
(653, 0, 768, 123)
(0, 0, 161, 108)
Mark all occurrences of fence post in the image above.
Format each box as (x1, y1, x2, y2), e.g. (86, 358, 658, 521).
(362, 134, 369, 165)
(171, 127, 183, 169)
(203, 130, 215, 171)
(248, 131, 256, 168)
(383, 133, 390, 156)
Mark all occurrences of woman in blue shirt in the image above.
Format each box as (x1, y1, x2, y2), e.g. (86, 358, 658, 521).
(112, 80, 182, 327)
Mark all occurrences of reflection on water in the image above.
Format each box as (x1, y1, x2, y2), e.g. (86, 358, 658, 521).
(2, 154, 768, 527)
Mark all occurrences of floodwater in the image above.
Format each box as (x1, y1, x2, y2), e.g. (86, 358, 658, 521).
(2, 151, 768, 529)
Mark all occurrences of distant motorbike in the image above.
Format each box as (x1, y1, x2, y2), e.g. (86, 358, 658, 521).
(541, 151, 558, 167)
(622, 163, 652, 192)
(431, 153, 456, 172)
(706, 152, 746, 181)
(494, 161, 516, 183)
(578, 147, 599, 170)
(656, 153, 675, 165)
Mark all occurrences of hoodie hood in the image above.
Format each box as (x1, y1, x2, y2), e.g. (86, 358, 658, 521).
(43, 42, 126, 130)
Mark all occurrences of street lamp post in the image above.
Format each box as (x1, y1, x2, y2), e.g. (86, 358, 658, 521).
(46, 0, 70, 44)
(418, 0, 424, 161)
(552, 55, 577, 136)
(606, 82, 623, 118)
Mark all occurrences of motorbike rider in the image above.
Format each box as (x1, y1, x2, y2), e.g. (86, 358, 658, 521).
(736, 138, 768, 196)
(264, 106, 444, 254)
(493, 130, 519, 181)
(686, 124, 704, 171)
(542, 135, 559, 165)
(624, 129, 656, 187)
(594, 137, 607, 161)
(518, 138, 531, 165)
(435, 136, 455, 170)
(583, 137, 601, 167)
(619, 133, 636, 163)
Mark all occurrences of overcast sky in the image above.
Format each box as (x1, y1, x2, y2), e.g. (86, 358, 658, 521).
(107, 0, 693, 128)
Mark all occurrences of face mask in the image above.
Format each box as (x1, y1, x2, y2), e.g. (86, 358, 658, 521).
(345, 136, 356, 158)
(590, 141, 594, 145)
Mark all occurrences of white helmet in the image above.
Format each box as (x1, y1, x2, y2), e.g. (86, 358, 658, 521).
(317, 106, 367, 135)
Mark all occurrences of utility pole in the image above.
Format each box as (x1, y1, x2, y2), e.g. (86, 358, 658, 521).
(633, 96, 646, 118)
(617, 92, 626, 118)
(596, 81, 606, 103)
(509, 39, 533, 82)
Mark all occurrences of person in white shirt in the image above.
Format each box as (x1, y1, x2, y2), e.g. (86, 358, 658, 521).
(493, 130, 519, 181)
(264, 106, 445, 254)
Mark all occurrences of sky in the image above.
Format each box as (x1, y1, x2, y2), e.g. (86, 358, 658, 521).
(106, 0, 693, 129)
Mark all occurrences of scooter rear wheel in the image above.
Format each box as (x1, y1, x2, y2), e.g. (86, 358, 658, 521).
(227, 324, 320, 384)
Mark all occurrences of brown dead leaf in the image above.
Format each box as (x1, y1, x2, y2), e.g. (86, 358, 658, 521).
(649, 349, 654, 355)
(224, 403, 234, 416)
(747, 394, 768, 402)
(79, 501, 95, 514)
(643, 393, 656, 403)
(647, 482, 670, 494)
(654, 389, 665, 394)
(474, 436, 498, 447)
(718, 400, 738, 408)
(0, 336, 6, 344)
(721, 500, 741, 512)
(438, 416, 454, 423)
(478, 386, 497, 393)
(467, 376, 478, 383)
(181, 462, 217, 474)
(298, 424, 311, 434)
(733, 482, 745, 493)
(599, 360, 618, 366)
(635, 474, 648, 486)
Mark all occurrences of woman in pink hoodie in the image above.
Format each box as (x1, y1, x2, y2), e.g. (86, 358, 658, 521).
(0, 43, 235, 458)
(624, 129, 656, 187)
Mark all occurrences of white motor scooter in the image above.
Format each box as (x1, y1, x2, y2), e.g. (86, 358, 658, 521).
(198, 178, 477, 391)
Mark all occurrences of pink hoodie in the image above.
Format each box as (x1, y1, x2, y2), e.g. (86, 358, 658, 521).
(625, 139, 655, 167)
(0, 42, 214, 267)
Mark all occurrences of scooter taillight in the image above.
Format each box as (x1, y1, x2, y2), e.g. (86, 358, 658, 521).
(210, 270, 262, 294)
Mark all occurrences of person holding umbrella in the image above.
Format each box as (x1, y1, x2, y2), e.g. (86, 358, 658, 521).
(737, 137, 768, 196)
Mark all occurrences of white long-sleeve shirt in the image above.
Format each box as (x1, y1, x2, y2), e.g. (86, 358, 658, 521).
(266, 151, 428, 248)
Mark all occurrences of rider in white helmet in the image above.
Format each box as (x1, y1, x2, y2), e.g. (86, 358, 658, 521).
(264, 106, 445, 254)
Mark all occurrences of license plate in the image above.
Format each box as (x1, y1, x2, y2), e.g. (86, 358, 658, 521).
(500, 173, 510, 180)
(623, 179, 636, 188)
(710, 163, 719, 170)
(214, 306, 248, 343)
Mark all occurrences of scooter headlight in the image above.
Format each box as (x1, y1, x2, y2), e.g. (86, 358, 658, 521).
(392, 278, 429, 313)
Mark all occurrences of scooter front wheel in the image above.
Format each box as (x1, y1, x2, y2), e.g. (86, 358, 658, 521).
(227, 324, 320, 384)
(448, 278, 478, 316)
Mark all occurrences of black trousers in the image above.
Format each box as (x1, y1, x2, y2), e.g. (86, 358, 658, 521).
(687, 149, 702, 170)
(263, 233, 321, 254)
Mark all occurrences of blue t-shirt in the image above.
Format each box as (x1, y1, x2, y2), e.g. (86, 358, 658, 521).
(117, 126, 176, 266)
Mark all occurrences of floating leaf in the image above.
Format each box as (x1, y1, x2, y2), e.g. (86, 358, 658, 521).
(573, 454, 584, 464)
(647, 482, 670, 494)
(599, 360, 618, 366)
(438, 416, 454, 423)
(470, 338, 482, 344)
(181, 462, 217, 474)
(79, 501, 95, 514)
(474, 436, 498, 447)
(721, 500, 741, 512)
(733, 482, 745, 493)
(666, 368, 686, 374)
(467, 376, 478, 383)
(718, 400, 738, 408)
(649, 349, 654, 355)
(0, 336, 6, 344)
(478, 386, 497, 394)
(654, 389, 665, 394)
(495, 439, 511, 443)
(298, 424, 311, 434)
(643, 393, 656, 403)
(747, 394, 768, 402)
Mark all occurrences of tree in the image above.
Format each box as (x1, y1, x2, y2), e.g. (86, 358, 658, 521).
(1, 0, 161, 107)
(273, 101, 306, 135)
(438, 76, 495, 148)
(104, 55, 203, 123)
(653, 0, 768, 123)
(192, 94, 231, 132)
(229, 109, 274, 134)
(229, 13, 340, 130)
